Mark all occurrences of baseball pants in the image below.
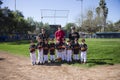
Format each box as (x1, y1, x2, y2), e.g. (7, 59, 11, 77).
(61, 50, 67, 61)
(30, 52, 36, 65)
(66, 50, 72, 62)
(43, 55, 48, 63)
(38, 49, 44, 63)
(56, 50, 62, 59)
(50, 55, 55, 61)
(73, 54, 79, 60)
(81, 51, 87, 63)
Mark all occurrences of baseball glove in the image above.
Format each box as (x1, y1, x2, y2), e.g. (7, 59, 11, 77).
(50, 47, 54, 50)
(30, 48, 35, 52)
(81, 47, 86, 51)
(38, 46, 42, 49)
(75, 47, 79, 49)
(56, 57, 62, 62)
(44, 47, 48, 49)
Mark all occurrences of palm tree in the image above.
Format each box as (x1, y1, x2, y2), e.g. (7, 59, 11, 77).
(0, 0, 3, 8)
(96, 0, 108, 32)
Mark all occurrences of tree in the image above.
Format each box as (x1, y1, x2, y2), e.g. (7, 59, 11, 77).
(81, 10, 99, 35)
(0, 0, 3, 8)
(64, 23, 76, 37)
(102, 20, 120, 32)
(105, 21, 114, 32)
(38, 22, 43, 29)
(43, 23, 50, 34)
(0, 7, 35, 36)
(114, 20, 120, 32)
(96, 0, 108, 32)
(65, 23, 76, 32)
(26, 17, 35, 26)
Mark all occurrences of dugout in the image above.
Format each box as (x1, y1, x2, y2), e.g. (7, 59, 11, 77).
(0, 33, 34, 42)
(96, 32, 120, 38)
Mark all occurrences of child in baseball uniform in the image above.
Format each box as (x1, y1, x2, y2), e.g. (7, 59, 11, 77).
(66, 40, 73, 63)
(80, 39, 88, 64)
(29, 40, 36, 65)
(55, 40, 62, 62)
(73, 38, 80, 62)
(43, 39, 49, 63)
(61, 38, 67, 61)
(49, 38, 56, 63)
(36, 37, 44, 65)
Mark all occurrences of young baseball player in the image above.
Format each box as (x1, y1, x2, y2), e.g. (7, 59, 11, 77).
(80, 39, 88, 64)
(43, 39, 49, 64)
(36, 37, 44, 65)
(66, 40, 73, 63)
(49, 38, 56, 63)
(55, 40, 62, 62)
(29, 40, 36, 65)
(73, 38, 80, 62)
(61, 38, 67, 62)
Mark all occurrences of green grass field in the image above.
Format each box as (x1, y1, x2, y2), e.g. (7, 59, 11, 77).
(0, 39, 120, 67)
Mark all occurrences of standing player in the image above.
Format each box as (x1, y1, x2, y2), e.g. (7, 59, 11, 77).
(29, 40, 36, 65)
(73, 38, 80, 62)
(49, 38, 56, 63)
(80, 39, 88, 64)
(43, 39, 49, 64)
(38, 28, 49, 42)
(36, 38, 44, 65)
(55, 25, 65, 43)
(69, 26, 80, 44)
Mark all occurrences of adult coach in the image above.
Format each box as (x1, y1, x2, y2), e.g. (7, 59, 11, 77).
(38, 28, 49, 42)
(68, 26, 80, 43)
(55, 25, 65, 43)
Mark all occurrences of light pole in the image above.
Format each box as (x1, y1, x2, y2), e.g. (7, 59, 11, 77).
(77, 0, 83, 27)
(81, 0, 83, 27)
(15, 0, 16, 11)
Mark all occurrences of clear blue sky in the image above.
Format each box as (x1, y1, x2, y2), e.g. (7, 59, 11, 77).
(2, 0, 120, 26)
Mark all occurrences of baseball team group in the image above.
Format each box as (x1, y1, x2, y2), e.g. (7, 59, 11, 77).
(29, 26, 88, 65)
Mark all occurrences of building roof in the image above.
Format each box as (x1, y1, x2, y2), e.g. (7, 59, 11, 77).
(96, 32, 120, 35)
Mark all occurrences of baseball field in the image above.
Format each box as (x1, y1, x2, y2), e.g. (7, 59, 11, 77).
(0, 38, 120, 66)
(0, 38, 120, 80)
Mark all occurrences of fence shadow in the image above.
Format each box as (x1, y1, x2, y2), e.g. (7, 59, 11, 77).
(36, 58, 114, 66)
(87, 58, 114, 65)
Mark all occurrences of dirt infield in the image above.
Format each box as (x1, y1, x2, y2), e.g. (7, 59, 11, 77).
(0, 51, 120, 80)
